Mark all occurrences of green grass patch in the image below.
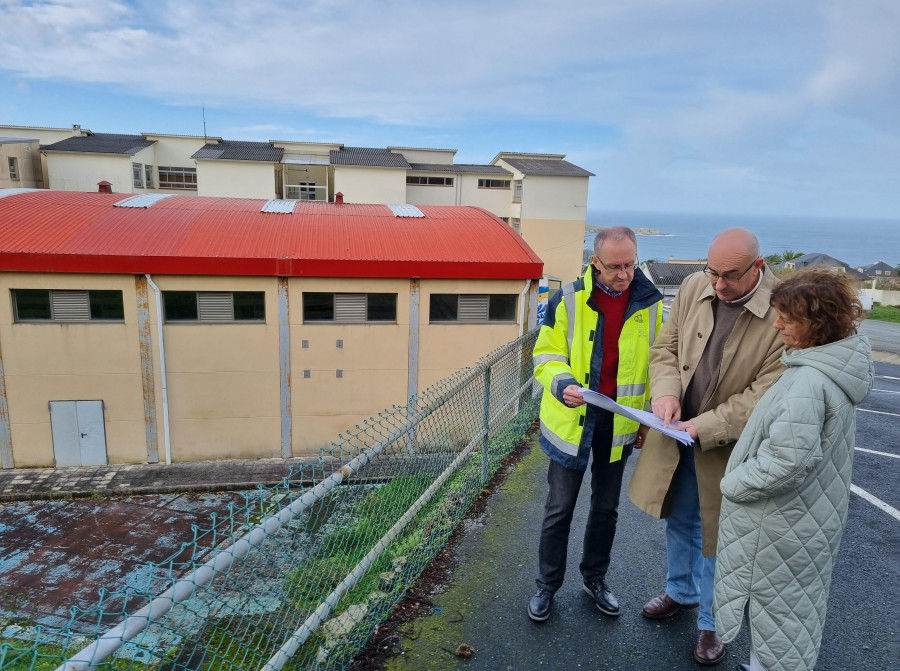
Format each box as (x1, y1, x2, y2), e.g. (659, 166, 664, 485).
(869, 305, 900, 323)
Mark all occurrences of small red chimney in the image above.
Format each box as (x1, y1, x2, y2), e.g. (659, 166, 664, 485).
(335, 192, 344, 204)
(98, 181, 112, 194)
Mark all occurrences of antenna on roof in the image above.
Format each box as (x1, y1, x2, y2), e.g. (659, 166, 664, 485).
(202, 105, 207, 143)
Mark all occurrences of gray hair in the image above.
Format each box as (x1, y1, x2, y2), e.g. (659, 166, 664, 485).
(593, 226, 637, 256)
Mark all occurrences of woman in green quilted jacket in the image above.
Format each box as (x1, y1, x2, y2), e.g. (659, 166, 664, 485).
(712, 268, 874, 671)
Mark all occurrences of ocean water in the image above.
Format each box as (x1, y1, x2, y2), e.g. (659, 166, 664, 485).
(584, 211, 900, 269)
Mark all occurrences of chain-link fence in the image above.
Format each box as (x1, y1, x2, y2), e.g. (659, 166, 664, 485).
(0, 329, 541, 671)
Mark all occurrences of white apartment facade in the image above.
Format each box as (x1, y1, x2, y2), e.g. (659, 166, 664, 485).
(0, 125, 593, 283)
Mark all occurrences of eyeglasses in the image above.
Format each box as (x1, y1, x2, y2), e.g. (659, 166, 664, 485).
(703, 259, 758, 283)
(595, 259, 637, 274)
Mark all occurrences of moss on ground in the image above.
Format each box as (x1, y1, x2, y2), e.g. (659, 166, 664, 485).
(384, 433, 544, 670)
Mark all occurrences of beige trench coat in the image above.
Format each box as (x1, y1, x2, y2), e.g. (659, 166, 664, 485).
(628, 268, 785, 555)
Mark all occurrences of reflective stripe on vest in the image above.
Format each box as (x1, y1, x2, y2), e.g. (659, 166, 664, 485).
(562, 282, 577, 356)
(534, 353, 568, 366)
(648, 302, 658, 347)
(551, 372, 572, 398)
(540, 418, 580, 457)
(616, 383, 646, 398)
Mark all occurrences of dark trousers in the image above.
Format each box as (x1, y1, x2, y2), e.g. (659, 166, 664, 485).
(536, 411, 631, 592)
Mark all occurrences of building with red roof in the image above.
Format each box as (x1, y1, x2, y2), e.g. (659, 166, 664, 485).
(0, 189, 542, 469)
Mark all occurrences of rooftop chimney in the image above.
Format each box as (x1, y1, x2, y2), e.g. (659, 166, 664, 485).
(335, 192, 344, 204)
(98, 180, 112, 194)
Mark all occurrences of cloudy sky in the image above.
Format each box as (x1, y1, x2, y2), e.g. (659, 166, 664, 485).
(2, 0, 899, 219)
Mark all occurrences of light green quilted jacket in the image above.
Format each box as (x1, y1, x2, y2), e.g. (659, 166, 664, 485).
(713, 334, 873, 671)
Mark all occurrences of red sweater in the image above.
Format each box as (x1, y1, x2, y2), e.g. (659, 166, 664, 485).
(592, 287, 630, 399)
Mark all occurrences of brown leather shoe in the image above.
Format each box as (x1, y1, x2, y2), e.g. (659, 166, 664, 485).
(694, 630, 726, 665)
(641, 592, 699, 619)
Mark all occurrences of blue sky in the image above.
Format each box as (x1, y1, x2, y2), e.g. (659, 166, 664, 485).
(2, 0, 899, 219)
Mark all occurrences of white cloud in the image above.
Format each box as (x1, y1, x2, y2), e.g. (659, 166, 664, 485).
(2, 0, 898, 217)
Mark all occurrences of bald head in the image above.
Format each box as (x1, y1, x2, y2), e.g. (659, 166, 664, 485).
(708, 228, 760, 260)
(705, 228, 764, 301)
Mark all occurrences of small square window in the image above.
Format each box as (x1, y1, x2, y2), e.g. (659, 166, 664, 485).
(303, 293, 334, 321)
(13, 289, 51, 320)
(233, 292, 265, 321)
(163, 292, 198, 321)
(89, 290, 125, 320)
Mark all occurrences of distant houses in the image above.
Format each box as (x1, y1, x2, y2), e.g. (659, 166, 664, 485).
(856, 260, 898, 280)
(777, 253, 868, 279)
(640, 260, 706, 299)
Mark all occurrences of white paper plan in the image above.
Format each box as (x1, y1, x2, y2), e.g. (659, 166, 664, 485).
(577, 388, 694, 446)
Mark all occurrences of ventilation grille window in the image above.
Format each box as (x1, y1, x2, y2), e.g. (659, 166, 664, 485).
(51, 291, 91, 321)
(335, 294, 366, 322)
(458, 295, 489, 322)
(199, 292, 233, 321)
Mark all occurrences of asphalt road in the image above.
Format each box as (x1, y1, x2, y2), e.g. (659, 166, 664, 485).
(390, 360, 900, 671)
(858, 319, 900, 358)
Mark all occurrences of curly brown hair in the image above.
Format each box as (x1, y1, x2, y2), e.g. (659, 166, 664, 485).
(770, 267, 864, 347)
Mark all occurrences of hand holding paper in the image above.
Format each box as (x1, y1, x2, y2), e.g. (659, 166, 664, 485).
(577, 388, 694, 445)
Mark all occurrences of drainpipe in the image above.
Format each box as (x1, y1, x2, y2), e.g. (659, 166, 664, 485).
(519, 279, 531, 336)
(145, 275, 172, 464)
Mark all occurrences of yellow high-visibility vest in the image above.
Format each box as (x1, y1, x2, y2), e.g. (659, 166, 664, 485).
(534, 265, 663, 470)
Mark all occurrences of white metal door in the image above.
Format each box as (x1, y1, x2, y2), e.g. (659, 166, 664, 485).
(50, 400, 108, 467)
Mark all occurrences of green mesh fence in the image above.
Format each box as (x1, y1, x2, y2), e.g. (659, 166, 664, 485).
(0, 329, 540, 671)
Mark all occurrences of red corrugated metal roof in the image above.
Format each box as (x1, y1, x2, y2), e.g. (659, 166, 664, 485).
(0, 191, 543, 279)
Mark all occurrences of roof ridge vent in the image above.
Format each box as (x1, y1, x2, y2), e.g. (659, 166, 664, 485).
(261, 199, 297, 214)
(387, 204, 425, 218)
(113, 194, 176, 208)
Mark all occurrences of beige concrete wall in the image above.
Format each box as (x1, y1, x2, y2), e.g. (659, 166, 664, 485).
(417, 279, 526, 391)
(289, 277, 411, 454)
(406, 181, 457, 206)
(390, 148, 455, 164)
(196, 161, 276, 199)
(0, 271, 534, 467)
(143, 135, 207, 168)
(333, 166, 406, 204)
(147, 275, 282, 461)
(46, 152, 134, 193)
(522, 217, 586, 283)
(0, 141, 43, 189)
(0, 126, 78, 144)
(0, 273, 149, 468)
(457, 175, 515, 216)
(483, 171, 589, 282)
(514, 173, 590, 220)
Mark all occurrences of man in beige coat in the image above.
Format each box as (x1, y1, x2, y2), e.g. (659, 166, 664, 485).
(628, 228, 785, 666)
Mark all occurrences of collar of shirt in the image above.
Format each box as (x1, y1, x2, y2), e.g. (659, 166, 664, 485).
(594, 278, 625, 298)
(723, 265, 765, 306)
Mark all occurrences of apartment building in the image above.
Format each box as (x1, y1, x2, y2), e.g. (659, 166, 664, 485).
(0, 189, 542, 469)
(0, 136, 44, 190)
(0, 125, 592, 283)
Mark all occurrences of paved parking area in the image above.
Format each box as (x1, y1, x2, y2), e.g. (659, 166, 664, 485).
(393, 359, 900, 670)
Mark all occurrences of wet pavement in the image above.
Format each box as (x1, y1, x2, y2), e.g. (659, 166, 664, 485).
(389, 358, 900, 671)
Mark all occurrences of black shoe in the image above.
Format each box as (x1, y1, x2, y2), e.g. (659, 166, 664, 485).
(527, 588, 554, 622)
(583, 580, 619, 616)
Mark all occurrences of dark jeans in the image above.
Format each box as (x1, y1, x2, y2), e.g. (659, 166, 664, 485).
(536, 411, 631, 592)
